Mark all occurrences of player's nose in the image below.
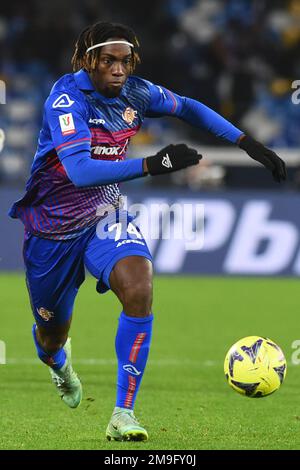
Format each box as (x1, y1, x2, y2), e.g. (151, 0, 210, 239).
(112, 62, 125, 76)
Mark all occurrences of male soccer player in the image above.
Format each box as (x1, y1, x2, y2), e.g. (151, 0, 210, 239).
(9, 22, 286, 442)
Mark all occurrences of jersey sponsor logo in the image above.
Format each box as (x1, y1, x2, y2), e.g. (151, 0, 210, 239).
(37, 307, 54, 322)
(91, 139, 129, 156)
(89, 118, 106, 125)
(122, 364, 142, 376)
(59, 113, 75, 136)
(92, 146, 121, 156)
(52, 94, 75, 108)
(122, 107, 137, 125)
(162, 153, 172, 168)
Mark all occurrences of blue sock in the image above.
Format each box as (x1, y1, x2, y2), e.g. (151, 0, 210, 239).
(32, 324, 66, 370)
(115, 312, 153, 410)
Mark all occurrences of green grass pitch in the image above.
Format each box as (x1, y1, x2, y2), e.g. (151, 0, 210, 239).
(0, 273, 299, 450)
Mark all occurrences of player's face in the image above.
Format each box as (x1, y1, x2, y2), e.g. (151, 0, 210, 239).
(90, 40, 132, 98)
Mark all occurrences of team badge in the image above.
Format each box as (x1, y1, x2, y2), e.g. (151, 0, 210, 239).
(37, 307, 54, 322)
(122, 107, 137, 125)
(59, 113, 75, 136)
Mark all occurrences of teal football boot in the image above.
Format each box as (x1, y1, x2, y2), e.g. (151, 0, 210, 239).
(106, 407, 148, 441)
(49, 337, 82, 408)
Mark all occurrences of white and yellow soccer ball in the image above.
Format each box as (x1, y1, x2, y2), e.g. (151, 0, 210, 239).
(224, 336, 287, 398)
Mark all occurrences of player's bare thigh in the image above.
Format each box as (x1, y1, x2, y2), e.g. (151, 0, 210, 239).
(109, 256, 153, 318)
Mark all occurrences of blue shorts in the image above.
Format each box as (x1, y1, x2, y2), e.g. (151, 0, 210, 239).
(23, 210, 152, 326)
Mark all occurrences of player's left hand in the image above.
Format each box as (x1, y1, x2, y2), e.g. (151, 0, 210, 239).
(239, 135, 287, 183)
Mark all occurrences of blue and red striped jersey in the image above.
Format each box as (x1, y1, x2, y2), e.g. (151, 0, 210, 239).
(9, 70, 153, 239)
(9, 69, 243, 239)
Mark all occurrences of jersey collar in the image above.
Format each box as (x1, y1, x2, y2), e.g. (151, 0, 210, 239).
(73, 69, 94, 91)
(73, 69, 127, 103)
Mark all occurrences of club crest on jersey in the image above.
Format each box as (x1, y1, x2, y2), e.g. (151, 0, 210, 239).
(37, 307, 54, 322)
(59, 113, 75, 136)
(52, 94, 74, 108)
(122, 107, 137, 125)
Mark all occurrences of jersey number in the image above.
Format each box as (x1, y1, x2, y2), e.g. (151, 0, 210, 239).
(108, 222, 142, 241)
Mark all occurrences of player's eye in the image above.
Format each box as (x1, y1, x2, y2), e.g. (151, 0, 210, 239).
(102, 58, 112, 65)
(123, 58, 131, 65)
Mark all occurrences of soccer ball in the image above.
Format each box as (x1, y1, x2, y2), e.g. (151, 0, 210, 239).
(224, 336, 287, 398)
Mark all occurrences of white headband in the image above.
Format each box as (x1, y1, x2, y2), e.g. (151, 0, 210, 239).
(86, 40, 134, 53)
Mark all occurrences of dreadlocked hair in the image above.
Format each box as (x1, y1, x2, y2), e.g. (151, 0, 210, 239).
(71, 22, 141, 73)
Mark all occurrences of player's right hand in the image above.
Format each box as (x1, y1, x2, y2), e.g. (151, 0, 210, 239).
(145, 143, 202, 176)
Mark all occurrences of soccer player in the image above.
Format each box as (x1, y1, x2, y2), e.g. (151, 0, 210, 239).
(9, 22, 286, 442)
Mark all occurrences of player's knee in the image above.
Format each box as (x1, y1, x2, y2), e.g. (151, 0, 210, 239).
(123, 280, 153, 317)
(38, 332, 68, 355)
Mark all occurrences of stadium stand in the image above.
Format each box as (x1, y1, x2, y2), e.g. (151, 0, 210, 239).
(0, 0, 299, 187)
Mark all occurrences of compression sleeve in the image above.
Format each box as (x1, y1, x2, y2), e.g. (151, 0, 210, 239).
(62, 150, 144, 187)
(146, 81, 244, 144)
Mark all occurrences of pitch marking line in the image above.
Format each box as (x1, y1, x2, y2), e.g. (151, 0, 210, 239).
(5, 358, 218, 366)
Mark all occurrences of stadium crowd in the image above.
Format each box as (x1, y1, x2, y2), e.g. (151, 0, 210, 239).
(0, 0, 299, 186)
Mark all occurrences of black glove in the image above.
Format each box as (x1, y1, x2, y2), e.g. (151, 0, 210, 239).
(145, 144, 202, 176)
(239, 135, 286, 183)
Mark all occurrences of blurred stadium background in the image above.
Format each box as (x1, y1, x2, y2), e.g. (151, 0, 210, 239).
(1, 0, 300, 451)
